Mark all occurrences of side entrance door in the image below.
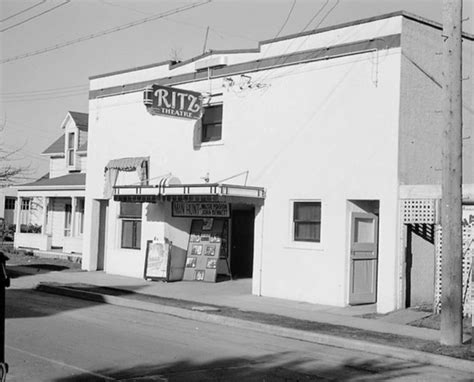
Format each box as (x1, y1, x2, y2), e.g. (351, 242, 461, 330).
(349, 212, 379, 305)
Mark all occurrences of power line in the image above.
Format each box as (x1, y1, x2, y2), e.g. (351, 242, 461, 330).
(0, 1, 70, 33)
(274, 0, 298, 40)
(99, 0, 257, 43)
(255, 0, 297, 72)
(0, 0, 47, 23)
(1, 89, 88, 103)
(254, 0, 330, 84)
(1, 87, 88, 101)
(0, 0, 212, 64)
(0, 83, 87, 96)
(258, 0, 340, 84)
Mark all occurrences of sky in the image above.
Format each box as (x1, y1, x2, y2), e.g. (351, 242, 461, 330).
(1, 0, 473, 183)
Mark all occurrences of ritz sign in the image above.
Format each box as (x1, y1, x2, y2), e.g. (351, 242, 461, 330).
(143, 84, 203, 120)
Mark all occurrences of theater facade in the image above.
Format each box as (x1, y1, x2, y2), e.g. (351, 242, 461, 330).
(82, 12, 474, 314)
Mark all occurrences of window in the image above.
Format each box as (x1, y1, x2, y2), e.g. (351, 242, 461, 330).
(77, 198, 85, 235)
(201, 104, 223, 143)
(120, 202, 142, 249)
(5, 198, 16, 210)
(293, 202, 321, 242)
(21, 199, 30, 210)
(67, 132, 75, 166)
(64, 204, 72, 237)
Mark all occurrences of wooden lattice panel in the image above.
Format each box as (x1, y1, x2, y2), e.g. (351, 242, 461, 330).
(402, 199, 436, 224)
(434, 206, 474, 316)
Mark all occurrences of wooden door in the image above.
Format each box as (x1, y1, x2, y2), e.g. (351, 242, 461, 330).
(349, 212, 379, 305)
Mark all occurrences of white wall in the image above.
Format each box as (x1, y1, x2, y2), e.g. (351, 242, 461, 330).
(50, 157, 68, 178)
(84, 18, 403, 311)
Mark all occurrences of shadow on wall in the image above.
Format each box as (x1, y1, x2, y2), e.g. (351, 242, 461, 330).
(50, 353, 425, 381)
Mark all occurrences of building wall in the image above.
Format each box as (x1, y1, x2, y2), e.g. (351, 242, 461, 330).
(398, 18, 474, 184)
(50, 156, 68, 178)
(79, 155, 87, 171)
(84, 34, 402, 311)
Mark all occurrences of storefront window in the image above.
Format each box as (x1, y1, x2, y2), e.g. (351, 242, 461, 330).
(120, 202, 142, 249)
(201, 104, 223, 143)
(293, 201, 321, 242)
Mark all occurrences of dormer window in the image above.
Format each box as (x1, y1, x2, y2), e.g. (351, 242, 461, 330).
(67, 132, 75, 166)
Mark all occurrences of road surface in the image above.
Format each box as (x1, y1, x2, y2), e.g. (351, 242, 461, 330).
(5, 288, 473, 381)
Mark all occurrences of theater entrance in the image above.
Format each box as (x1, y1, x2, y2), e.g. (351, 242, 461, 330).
(230, 205, 255, 279)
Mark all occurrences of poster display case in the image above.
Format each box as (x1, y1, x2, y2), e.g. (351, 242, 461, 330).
(144, 239, 186, 281)
(183, 219, 230, 282)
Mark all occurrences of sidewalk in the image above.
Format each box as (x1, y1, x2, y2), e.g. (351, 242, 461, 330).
(6, 266, 474, 373)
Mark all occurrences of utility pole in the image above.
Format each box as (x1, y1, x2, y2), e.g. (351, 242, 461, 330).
(440, 0, 463, 346)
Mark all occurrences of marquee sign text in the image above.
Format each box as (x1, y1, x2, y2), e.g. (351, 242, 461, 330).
(172, 202, 230, 218)
(144, 84, 203, 120)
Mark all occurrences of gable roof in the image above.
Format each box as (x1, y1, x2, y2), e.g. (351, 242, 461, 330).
(69, 111, 88, 129)
(42, 134, 65, 155)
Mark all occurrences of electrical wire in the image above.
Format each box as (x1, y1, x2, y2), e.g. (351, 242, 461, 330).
(257, 0, 340, 84)
(0, 1, 70, 33)
(99, 0, 257, 43)
(1, 86, 88, 100)
(0, 0, 47, 23)
(255, 0, 297, 72)
(0, 0, 212, 64)
(274, 0, 298, 40)
(254, 0, 330, 84)
(1, 89, 88, 103)
(0, 83, 88, 96)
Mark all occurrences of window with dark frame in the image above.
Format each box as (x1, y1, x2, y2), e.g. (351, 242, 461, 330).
(293, 201, 321, 243)
(5, 198, 16, 210)
(201, 104, 223, 143)
(67, 132, 75, 166)
(120, 202, 142, 249)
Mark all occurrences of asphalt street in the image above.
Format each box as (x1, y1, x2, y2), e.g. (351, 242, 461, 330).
(5, 288, 474, 381)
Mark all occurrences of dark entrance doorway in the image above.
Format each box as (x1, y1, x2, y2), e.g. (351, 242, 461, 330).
(230, 206, 255, 279)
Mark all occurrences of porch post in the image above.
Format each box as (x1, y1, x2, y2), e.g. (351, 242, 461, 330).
(41, 197, 48, 235)
(15, 197, 22, 234)
(71, 197, 77, 236)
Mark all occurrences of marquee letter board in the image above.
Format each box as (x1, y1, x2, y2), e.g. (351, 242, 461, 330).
(183, 219, 229, 282)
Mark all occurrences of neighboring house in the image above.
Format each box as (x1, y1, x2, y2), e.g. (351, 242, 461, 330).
(81, 11, 473, 314)
(14, 111, 88, 254)
(0, 187, 17, 227)
(0, 186, 18, 241)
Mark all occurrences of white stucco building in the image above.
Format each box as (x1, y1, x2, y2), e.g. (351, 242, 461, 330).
(82, 12, 473, 314)
(14, 111, 88, 255)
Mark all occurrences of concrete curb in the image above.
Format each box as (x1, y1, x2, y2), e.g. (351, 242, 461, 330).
(36, 283, 474, 374)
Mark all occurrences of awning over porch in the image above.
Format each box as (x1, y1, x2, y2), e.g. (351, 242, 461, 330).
(113, 182, 266, 204)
